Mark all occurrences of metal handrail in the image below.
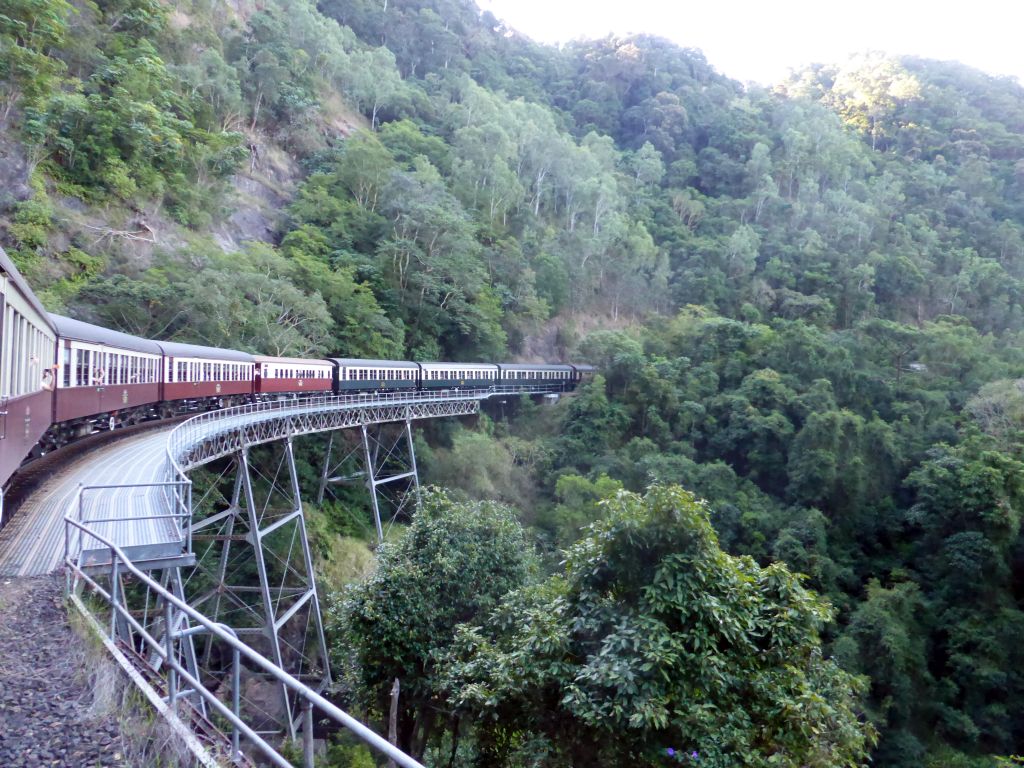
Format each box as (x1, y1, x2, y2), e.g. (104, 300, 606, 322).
(163, 383, 561, 482)
(65, 482, 193, 568)
(64, 515, 426, 768)
(167, 384, 559, 457)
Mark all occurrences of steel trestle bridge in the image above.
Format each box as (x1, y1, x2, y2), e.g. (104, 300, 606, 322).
(27, 384, 562, 767)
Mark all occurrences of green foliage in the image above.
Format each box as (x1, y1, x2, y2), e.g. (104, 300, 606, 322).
(8, 2, 1024, 763)
(442, 485, 876, 767)
(327, 488, 535, 759)
(534, 472, 623, 547)
(0, 0, 72, 114)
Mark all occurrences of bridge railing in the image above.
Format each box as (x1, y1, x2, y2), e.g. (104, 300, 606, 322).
(64, 515, 426, 768)
(163, 383, 561, 483)
(64, 481, 192, 570)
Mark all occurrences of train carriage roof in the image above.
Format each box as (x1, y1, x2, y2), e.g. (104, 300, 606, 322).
(419, 361, 500, 369)
(254, 355, 334, 366)
(50, 313, 161, 354)
(497, 363, 574, 371)
(2, 248, 56, 334)
(329, 358, 418, 368)
(156, 340, 253, 362)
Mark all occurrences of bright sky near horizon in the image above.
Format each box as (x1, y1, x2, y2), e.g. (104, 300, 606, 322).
(477, 0, 1023, 86)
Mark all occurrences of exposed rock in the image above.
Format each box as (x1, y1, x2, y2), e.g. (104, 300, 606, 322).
(0, 131, 32, 210)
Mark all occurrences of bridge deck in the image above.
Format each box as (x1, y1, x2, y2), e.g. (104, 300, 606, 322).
(0, 387, 550, 577)
(0, 429, 172, 577)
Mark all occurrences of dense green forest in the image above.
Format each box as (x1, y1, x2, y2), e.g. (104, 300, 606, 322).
(5, 0, 1024, 764)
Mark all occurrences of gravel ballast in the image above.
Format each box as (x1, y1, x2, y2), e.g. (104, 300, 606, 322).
(0, 574, 127, 767)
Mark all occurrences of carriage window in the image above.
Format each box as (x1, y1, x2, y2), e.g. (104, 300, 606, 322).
(63, 347, 71, 387)
(76, 349, 89, 387)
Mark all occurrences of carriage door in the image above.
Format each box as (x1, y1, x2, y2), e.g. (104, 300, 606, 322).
(78, 347, 103, 416)
(97, 349, 114, 414)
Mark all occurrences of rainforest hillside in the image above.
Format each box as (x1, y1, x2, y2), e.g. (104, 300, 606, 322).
(4, 0, 1024, 765)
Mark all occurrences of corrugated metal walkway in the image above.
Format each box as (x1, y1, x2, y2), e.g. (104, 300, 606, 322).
(0, 428, 173, 577)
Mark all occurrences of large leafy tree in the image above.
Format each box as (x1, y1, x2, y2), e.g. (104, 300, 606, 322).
(442, 485, 876, 767)
(328, 488, 534, 761)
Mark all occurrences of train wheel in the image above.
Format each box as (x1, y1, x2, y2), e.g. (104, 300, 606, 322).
(108, 415, 116, 431)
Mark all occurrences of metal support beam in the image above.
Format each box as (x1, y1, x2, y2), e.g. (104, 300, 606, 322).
(284, 436, 331, 697)
(239, 445, 295, 739)
(360, 419, 420, 544)
(182, 438, 331, 737)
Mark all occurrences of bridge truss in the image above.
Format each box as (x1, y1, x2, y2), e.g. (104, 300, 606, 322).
(63, 386, 558, 766)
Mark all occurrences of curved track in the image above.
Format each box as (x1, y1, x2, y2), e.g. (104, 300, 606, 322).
(0, 427, 172, 577)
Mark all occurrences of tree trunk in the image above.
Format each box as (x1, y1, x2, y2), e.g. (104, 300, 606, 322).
(386, 678, 400, 768)
(447, 715, 460, 768)
(250, 91, 263, 133)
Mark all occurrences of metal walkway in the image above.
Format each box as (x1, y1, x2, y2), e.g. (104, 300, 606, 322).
(0, 428, 172, 577)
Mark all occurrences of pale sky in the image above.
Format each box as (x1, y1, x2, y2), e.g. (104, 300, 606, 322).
(477, 0, 1024, 86)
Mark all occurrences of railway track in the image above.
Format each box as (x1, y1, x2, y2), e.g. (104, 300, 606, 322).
(1, 416, 186, 532)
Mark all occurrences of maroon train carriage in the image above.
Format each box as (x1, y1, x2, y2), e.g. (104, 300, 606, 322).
(157, 340, 254, 411)
(49, 314, 164, 437)
(0, 249, 58, 516)
(254, 355, 334, 396)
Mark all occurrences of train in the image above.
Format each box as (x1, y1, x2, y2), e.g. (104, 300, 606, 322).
(0, 247, 592, 518)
